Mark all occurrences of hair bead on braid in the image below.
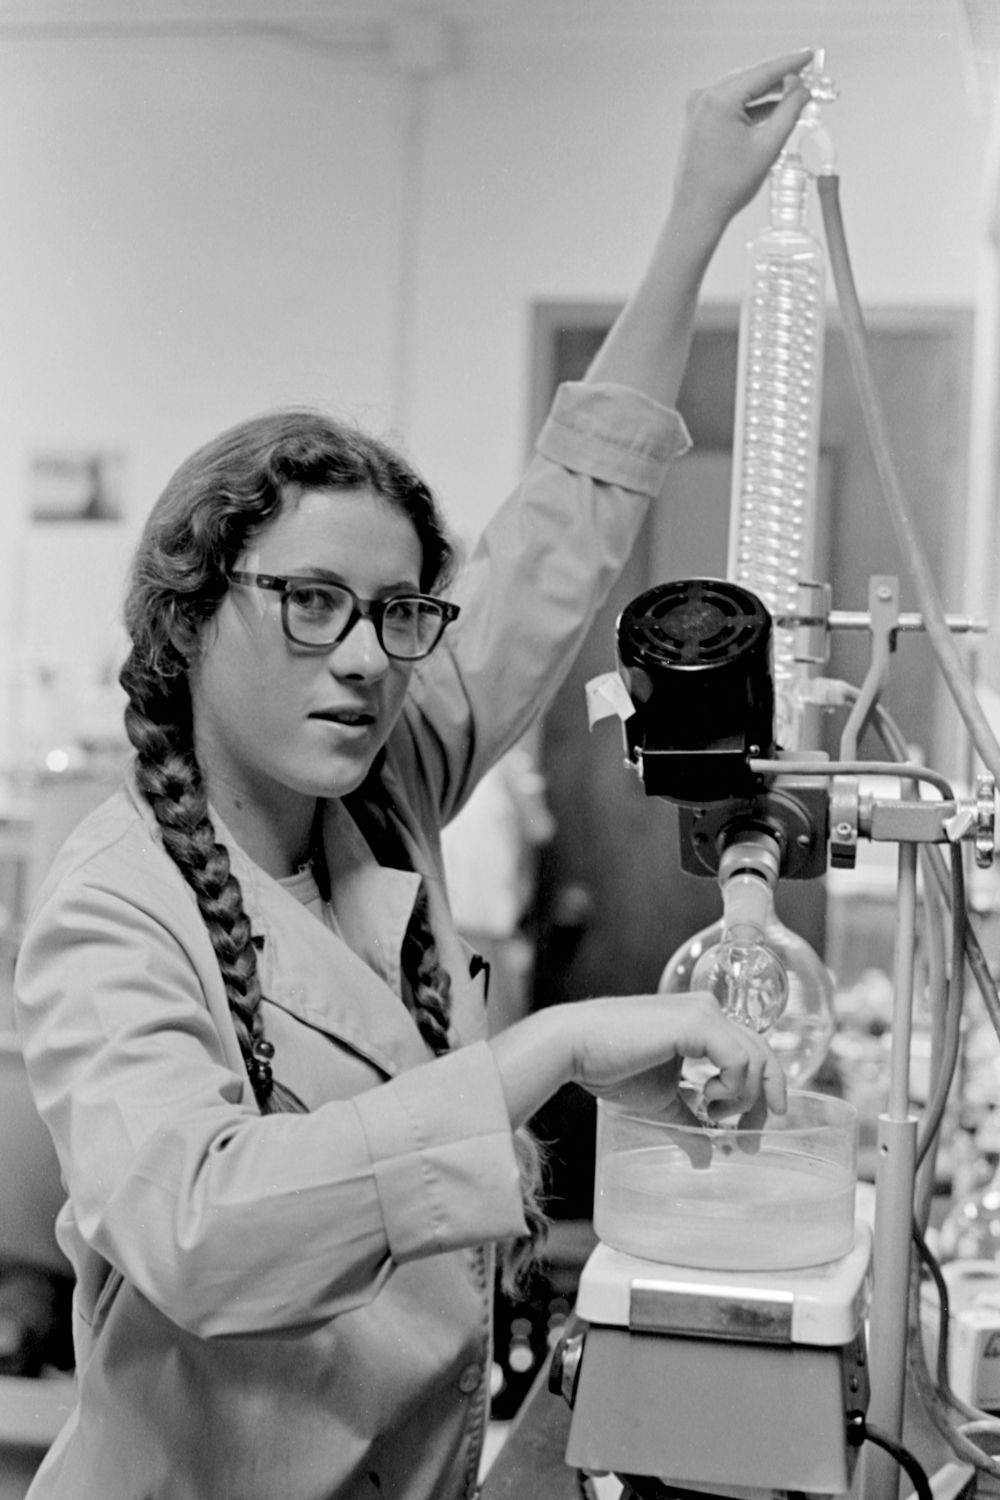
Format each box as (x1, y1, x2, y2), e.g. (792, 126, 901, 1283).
(248, 1038, 276, 1099)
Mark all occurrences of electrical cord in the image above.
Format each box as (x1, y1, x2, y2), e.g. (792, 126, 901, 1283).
(825, 698, 1000, 1465)
(751, 755, 968, 1170)
(910, 852, 949, 1211)
(860, 1420, 934, 1500)
(763, 711, 999, 1169)
(799, 682, 1000, 1038)
(755, 737, 1000, 1475)
(854, 709, 985, 1433)
(911, 1225, 1000, 1451)
(925, 840, 1000, 1036)
(911, 1218, 991, 1428)
(800, 693, 1000, 1447)
(869, 698, 1000, 1038)
(916, 846, 965, 1169)
(751, 757, 955, 800)
(907, 1242, 1000, 1479)
(818, 693, 952, 1215)
(914, 1221, 959, 1402)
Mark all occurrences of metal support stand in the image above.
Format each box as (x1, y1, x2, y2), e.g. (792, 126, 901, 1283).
(861, 839, 921, 1500)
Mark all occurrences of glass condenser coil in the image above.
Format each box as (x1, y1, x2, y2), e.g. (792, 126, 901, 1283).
(727, 54, 838, 748)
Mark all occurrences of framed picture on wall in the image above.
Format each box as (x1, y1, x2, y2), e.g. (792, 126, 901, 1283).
(29, 449, 124, 523)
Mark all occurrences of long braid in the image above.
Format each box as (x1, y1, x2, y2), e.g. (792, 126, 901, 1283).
(401, 884, 453, 1056)
(342, 787, 453, 1055)
(345, 782, 548, 1290)
(121, 664, 305, 1115)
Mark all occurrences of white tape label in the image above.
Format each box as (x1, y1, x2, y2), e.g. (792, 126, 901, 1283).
(585, 671, 635, 730)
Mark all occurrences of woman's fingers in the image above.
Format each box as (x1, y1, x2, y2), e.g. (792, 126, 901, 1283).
(672, 52, 814, 226)
(574, 991, 787, 1124)
(720, 49, 815, 108)
(701, 1027, 787, 1120)
(752, 72, 815, 153)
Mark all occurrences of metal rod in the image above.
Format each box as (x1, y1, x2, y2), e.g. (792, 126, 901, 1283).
(861, 840, 920, 1500)
(774, 610, 989, 633)
(862, 1115, 918, 1500)
(889, 842, 918, 1116)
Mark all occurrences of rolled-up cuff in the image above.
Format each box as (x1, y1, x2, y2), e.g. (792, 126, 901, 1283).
(351, 1042, 527, 1262)
(536, 381, 692, 496)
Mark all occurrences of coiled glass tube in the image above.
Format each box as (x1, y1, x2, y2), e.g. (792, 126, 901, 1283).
(727, 64, 836, 748)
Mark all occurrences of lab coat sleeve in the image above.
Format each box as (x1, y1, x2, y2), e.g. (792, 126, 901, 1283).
(397, 380, 691, 825)
(15, 872, 526, 1339)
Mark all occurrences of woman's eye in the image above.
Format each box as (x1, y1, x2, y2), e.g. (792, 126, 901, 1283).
(289, 586, 339, 617)
(386, 599, 419, 624)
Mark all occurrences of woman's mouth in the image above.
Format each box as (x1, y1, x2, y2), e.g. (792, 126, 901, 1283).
(310, 707, 376, 731)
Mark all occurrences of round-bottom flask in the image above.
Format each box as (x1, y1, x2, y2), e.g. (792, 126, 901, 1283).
(661, 900, 836, 1086)
(689, 920, 788, 1033)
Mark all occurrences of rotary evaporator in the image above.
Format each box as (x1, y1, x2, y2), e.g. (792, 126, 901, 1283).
(549, 54, 1000, 1500)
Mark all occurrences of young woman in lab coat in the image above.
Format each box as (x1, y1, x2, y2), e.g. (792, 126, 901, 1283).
(14, 51, 811, 1500)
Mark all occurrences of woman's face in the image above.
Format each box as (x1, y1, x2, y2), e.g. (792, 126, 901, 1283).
(188, 485, 423, 823)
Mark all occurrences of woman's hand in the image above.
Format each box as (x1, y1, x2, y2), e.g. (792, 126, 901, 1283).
(669, 50, 814, 234)
(490, 991, 786, 1135)
(569, 992, 786, 1131)
(584, 50, 814, 409)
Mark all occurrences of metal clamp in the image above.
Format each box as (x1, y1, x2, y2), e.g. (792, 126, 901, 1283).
(548, 1332, 585, 1407)
(829, 776, 860, 869)
(976, 772, 997, 869)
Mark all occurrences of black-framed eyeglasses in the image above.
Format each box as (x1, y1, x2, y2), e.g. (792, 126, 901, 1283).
(228, 571, 460, 661)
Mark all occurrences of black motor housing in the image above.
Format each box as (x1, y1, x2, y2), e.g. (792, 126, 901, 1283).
(616, 577, 776, 803)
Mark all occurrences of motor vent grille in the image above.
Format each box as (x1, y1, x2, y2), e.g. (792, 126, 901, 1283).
(618, 579, 770, 668)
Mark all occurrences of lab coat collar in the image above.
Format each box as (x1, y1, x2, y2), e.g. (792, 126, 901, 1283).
(122, 769, 429, 1078)
(314, 796, 421, 1003)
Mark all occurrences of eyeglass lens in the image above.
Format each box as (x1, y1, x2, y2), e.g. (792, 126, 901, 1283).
(285, 582, 445, 658)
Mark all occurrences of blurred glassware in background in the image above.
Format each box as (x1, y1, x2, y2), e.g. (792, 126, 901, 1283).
(938, 1159, 1000, 1264)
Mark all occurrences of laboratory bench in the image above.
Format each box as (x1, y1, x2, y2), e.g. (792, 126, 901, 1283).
(480, 1349, 579, 1499)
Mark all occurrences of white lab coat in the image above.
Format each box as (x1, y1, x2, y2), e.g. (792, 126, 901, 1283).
(14, 383, 690, 1500)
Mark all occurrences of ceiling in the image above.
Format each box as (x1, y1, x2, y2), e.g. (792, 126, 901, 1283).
(0, 0, 995, 107)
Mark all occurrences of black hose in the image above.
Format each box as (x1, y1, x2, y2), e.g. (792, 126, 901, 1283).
(871, 701, 1000, 1039)
(862, 1421, 934, 1500)
(818, 173, 1000, 784)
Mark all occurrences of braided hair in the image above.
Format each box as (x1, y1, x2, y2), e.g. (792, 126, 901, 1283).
(343, 788, 454, 1057)
(346, 780, 549, 1292)
(119, 409, 455, 1113)
(344, 774, 548, 1290)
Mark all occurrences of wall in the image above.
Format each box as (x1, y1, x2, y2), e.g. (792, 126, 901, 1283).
(0, 22, 406, 773)
(0, 0, 990, 781)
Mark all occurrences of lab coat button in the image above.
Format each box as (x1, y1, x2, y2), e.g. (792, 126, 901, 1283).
(457, 1363, 481, 1394)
